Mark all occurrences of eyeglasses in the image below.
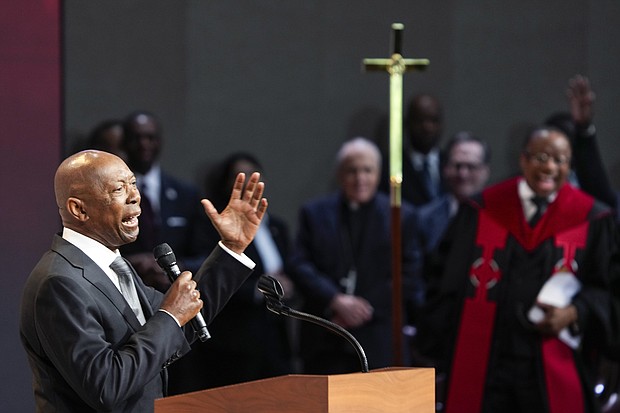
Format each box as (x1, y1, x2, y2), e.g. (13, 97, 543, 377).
(525, 152, 570, 166)
(445, 162, 485, 172)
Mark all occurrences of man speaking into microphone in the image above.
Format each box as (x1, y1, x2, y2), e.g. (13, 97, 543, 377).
(19, 150, 267, 413)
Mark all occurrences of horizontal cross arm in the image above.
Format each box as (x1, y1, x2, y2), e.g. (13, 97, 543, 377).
(362, 57, 430, 72)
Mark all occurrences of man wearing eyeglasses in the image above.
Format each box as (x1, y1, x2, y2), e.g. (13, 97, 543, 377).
(416, 126, 619, 413)
(415, 131, 491, 255)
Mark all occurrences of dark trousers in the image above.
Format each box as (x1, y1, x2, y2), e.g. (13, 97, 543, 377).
(483, 356, 548, 413)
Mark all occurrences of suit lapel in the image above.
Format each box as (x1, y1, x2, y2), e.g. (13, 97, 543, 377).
(330, 195, 348, 260)
(53, 236, 145, 330)
(158, 174, 168, 228)
(159, 173, 178, 232)
(361, 197, 385, 255)
(84, 260, 145, 330)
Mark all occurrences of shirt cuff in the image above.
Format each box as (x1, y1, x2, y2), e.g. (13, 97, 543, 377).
(218, 241, 256, 269)
(158, 309, 182, 327)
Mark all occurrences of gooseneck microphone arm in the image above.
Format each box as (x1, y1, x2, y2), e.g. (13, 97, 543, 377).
(153, 243, 211, 342)
(257, 274, 369, 373)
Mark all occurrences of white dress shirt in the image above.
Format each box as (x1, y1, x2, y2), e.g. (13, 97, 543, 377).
(518, 178, 558, 221)
(411, 148, 441, 189)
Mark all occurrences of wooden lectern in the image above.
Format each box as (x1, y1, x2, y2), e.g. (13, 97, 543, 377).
(155, 367, 434, 413)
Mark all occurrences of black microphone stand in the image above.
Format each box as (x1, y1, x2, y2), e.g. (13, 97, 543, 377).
(257, 274, 369, 373)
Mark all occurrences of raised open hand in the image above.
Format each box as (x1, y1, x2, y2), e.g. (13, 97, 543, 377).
(201, 172, 268, 254)
(567, 74, 595, 126)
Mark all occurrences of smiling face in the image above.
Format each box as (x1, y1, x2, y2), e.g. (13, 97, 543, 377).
(55, 150, 142, 250)
(443, 140, 489, 200)
(519, 128, 572, 198)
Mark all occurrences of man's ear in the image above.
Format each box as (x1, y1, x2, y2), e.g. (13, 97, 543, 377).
(66, 197, 88, 221)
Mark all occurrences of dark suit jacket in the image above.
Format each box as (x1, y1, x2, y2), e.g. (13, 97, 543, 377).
(20, 234, 252, 413)
(120, 171, 212, 274)
(290, 192, 422, 372)
(415, 195, 462, 289)
(416, 194, 453, 255)
(571, 125, 618, 217)
(379, 150, 443, 207)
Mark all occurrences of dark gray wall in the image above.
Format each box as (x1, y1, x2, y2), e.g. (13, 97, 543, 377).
(64, 1, 620, 230)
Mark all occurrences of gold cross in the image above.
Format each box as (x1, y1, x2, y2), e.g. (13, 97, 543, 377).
(362, 22, 429, 207)
(362, 23, 429, 366)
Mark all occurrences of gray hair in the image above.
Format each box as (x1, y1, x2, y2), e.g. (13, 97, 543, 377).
(336, 137, 382, 169)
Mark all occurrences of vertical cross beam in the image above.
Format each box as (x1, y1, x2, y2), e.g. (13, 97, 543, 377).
(362, 23, 429, 366)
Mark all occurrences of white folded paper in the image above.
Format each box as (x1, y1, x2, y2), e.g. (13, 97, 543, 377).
(527, 271, 582, 349)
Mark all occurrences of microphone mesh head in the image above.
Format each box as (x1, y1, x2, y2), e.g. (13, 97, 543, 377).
(153, 243, 176, 267)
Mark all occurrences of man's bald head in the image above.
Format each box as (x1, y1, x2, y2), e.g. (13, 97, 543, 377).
(55, 151, 114, 215)
(54, 150, 141, 249)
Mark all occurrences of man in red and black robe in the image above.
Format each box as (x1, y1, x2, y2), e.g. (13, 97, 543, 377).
(417, 126, 620, 413)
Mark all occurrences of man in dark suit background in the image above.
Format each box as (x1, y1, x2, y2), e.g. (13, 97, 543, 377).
(19, 150, 268, 412)
(290, 137, 423, 374)
(416, 131, 491, 255)
(120, 110, 212, 292)
(380, 93, 444, 207)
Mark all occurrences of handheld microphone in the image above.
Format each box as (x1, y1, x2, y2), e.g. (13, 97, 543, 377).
(153, 243, 211, 342)
(257, 274, 369, 373)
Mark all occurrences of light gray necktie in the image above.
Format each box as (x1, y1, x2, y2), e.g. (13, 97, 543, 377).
(110, 256, 146, 325)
